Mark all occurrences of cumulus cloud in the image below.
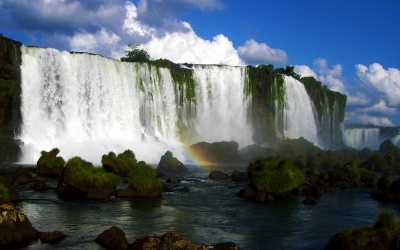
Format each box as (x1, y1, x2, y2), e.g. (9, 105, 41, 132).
(237, 39, 288, 66)
(356, 63, 400, 106)
(294, 58, 346, 93)
(345, 112, 394, 127)
(356, 100, 397, 115)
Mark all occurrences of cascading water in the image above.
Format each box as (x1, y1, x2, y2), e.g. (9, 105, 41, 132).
(342, 128, 381, 150)
(281, 76, 319, 146)
(19, 47, 254, 164)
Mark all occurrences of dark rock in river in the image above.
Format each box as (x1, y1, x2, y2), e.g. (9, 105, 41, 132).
(0, 176, 20, 201)
(166, 177, 181, 184)
(157, 151, 188, 176)
(131, 231, 208, 250)
(230, 170, 249, 182)
(39, 231, 66, 243)
(303, 196, 318, 205)
(12, 167, 33, 184)
(213, 241, 240, 250)
(209, 170, 229, 180)
(95, 226, 129, 250)
(116, 184, 163, 198)
(36, 148, 65, 177)
(0, 198, 38, 247)
(30, 179, 51, 191)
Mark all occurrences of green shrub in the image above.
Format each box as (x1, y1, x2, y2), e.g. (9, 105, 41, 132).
(357, 168, 379, 183)
(376, 174, 393, 191)
(129, 161, 161, 191)
(250, 157, 305, 194)
(66, 157, 122, 187)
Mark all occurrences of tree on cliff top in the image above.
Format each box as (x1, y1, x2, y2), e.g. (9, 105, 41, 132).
(120, 44, 150, 62)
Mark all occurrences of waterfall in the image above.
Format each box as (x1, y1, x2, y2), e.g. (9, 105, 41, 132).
(342, 128, 381, 150)
(282, 76, 319, 146)
(19, 47, 254, 164)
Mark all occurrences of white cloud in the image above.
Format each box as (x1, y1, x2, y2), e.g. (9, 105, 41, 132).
(294, 58, 346, 93)
(346, 93, 370, 106)
(237, 39, 288, 66)
(69, 29, 121, 58)
(345, 112, 394, 126)
(357, 100, 397, 115)
(356, 63, 400, 106)
(143, 25, 243, 65)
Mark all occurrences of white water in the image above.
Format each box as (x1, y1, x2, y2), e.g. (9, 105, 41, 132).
(19, 47, 254, 164)
(282, 76, 319, 146)
(342, 128, 381, 150)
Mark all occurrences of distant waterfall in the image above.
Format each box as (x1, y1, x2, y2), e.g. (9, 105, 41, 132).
(342, 128, 380, 150)
(19, 47, 254, 164)
(281, 76, 319, 146)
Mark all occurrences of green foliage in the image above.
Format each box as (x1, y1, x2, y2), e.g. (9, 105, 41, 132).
(66, 157, 122, 187)
(129, 161, 161, 191)
(0, 79, 16, 102)
(278, 137, 316, 158)
(102, 149, 137, 175)
(121, 44, 150, 62)
(250, 157, 305, 194)
(326, 161, 379, 184)
(0, 180, 9, 199)
(37, 148, 65, 169)
(340, 210, 400, 248)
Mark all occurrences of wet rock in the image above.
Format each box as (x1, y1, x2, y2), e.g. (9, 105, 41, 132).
(95, 226, 129, 250)
(157, 151, 188, 176)
(230, 170, 249, 182)
(39, 231, 66, 243)
(13, 167, 32, 185)
(30, 180, 51, 191)
(303, 196, 318, 205)
(166, 177, 181, 184)
(0, 198, 38, 247)
(131, 232, 207, 250)
(116, 184, 163, 198)
(209, 170, 229, 180)
(213, 241, 240, 250)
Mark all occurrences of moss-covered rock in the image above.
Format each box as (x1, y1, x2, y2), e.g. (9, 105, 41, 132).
(157, 151, 187, 176)
(57, 157, 122, 199)
(325, 210, 400, 250)
(188, 141, 240, 164)
(102, 149, 137, 176)
(37, 148, 65, 177)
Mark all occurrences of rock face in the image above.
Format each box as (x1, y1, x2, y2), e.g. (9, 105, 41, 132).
(188, 141, 240, 164)
(157, 151, 188, 176)
(230, 170, 249, 182)
(0, 198, 38, 246)
(0, 35, 22, 163)
(57, 168, 117, 199)
(209, 170, 229, 180)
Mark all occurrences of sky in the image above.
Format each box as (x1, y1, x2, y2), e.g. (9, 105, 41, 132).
(1, 0, 400, 126)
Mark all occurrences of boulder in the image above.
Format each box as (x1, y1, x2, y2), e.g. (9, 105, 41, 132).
(230, 170, 249, 182)
(213, 241, 240, 250)
(166, 177, 181, 184)
(131, 232, 207, 250)
(95, 226, 129, 250)
(39, 231, 66, 243)
(12, 167, 33, 185)
(116, 184, 163, 198)
(36, 149, 65, 177)
(0, 198, 38, 246)
(157, 151, 188, 176)
(30, 180, 51, 191)
(209, 170, 229, 180)
(0, 177, 20, 202)
(303, 196, 318, 205)
(57, 167, 117, 199)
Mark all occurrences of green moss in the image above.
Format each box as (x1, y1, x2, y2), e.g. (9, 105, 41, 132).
(0, 79, 16, 102)
(102, 150, 137, 175)
(37, 148, 65, 169)
(129, 161, 161, 191)
(250, 157, 305, 194)
(66, 157, 122, 187)
(0, 180, 9, 199)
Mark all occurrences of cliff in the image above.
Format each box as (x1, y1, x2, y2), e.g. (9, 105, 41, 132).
(0, 35, 22, 163)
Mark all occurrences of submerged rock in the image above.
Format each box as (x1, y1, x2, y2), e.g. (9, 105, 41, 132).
(230, 170, 249, 182)
(116, 184, 163, 198)
(131, 232, 207, 250)
(39, 231, 66, 243)
(157, 151, 188, 176)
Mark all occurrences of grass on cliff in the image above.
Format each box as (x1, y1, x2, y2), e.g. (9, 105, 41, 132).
(129, 161, 161, 191)
(37, 148, 65, 169)
(66, 157, 122, 187)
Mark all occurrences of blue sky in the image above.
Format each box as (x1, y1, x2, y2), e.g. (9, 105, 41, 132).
(1, 0, 400, 126)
